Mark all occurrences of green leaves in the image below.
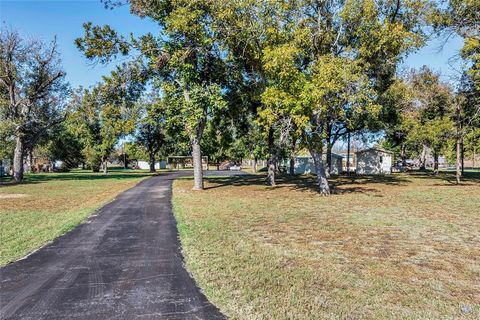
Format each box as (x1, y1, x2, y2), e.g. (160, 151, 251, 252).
(384, 67, 457, 160)
(75, 22, 131, 64)
(68, 74, 140, 171)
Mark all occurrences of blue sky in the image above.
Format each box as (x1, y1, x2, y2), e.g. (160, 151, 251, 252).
(1, 0, 464, 88)
(1, 0, 158, 88)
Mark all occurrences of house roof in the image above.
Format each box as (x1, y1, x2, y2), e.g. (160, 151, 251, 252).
(355, 148, 393, 155)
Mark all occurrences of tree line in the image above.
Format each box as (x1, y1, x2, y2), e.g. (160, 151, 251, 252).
(1, 0, 479, 195)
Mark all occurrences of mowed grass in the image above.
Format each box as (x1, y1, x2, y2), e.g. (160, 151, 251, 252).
(173, 172, 480, 319)
(0, 169, 155, 265)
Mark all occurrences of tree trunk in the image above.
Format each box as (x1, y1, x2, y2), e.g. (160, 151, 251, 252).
(289, 157, 295, 175)
(289, 138, 296, 175)
(27, 150, 33, 174)
(267, 153, 277, 187)
(192, 139, 204, 190)
(433, 153, 439, 175)
(103, 157, 108, 175)
(419, 144, 427, 170)
(92, 162, 100, 173)
(346, 131, 351, 174)
(456, 135, 461, 183)
(456, 102, 462, 183)
(473, 144, 476, 169)
(266, 127, 276, 186)
(325, 143, 332, 178)
(325, 123, 332, 177)
(149, 152, 156, 173)
(461, 138, 464, 176)
(253, 158, 257, 173)
(13, 136, 25, 182)
(401, 143, 407, 167)
(311, 150, 330, 196)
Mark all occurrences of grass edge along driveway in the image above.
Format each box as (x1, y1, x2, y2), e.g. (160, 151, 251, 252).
(0, 170, 156, 266)
(173, 173, 480, 320)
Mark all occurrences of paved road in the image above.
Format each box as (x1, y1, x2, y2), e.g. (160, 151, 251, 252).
(0, 172, 225, 320)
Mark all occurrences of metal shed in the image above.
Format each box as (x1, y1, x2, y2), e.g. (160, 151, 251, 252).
(355, 148, 393, 175)
(289, 153, 343, 175)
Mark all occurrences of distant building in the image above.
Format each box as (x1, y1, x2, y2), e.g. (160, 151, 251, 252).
(287, 153, 343, 175)
(356, 148, 393, 175)
(137, 160, 167, 170)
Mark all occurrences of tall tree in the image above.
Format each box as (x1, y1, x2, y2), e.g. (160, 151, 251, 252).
(408, 67, 454, 173)
(260, 44, 306, 186)
(215, 0, 298, 186)
(39, 121, 84, 171)
(135, 95, 166, 172)
(76, 0, 227, 190)
(294, 0, 429, 194)
(0, 29, 68, 181)
(216, 0, 430, 194)
(432, 0, 480, 181)
(69, 65, 141, 173)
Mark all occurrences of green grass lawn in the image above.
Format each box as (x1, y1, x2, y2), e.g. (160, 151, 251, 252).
(173, 172, 480, 319)
(0, 169, 156, 265)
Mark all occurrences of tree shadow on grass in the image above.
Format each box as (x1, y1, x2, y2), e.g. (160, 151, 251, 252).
(404, 171, 480, 185)
(203, 173, 411, 195)
(0, 169, 161, 187)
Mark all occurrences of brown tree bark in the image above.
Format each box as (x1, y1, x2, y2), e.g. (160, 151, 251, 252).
(461, 138, 465, 176)
(149, 152, 156, 173)
(419, 144, 427, 170)
(27, 150, 33, 174)
(401, 143, 407, 167)
(103, 156, 108, 175)
(13, 136, 25, 182)
(456, 135, 461, 183)
(433, 153, 439, 175)
(289, 134, 297, 175)
(192, 139, 204, 190)
(346, 131, 351, 174)
(266, 127, 276, 186)
(325, 124, 332, 178)
(92, 162, 100, 173)
(473, 144, 476, 169)
(311, 150, 330, 196)
(267, 153, 277, 187)
(289, 157, 295, 175)
(325, 144, 332, 178)
(456, 102, 462, 184)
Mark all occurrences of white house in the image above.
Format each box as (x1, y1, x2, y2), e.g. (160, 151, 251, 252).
(137, 160, 167, 170)
(289, 153, 343, 175)
(355, 148, 393, 175)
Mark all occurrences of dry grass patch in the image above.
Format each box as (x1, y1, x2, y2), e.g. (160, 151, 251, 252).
(0, 170, 154, 265)
(173, 173, 480, 319)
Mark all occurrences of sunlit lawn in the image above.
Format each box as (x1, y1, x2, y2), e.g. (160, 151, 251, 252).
(0, 169, 155, 265)
(173, 172, 480, 319)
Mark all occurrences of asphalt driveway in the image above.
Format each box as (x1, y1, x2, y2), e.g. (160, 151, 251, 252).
(0, 171, 225, 320)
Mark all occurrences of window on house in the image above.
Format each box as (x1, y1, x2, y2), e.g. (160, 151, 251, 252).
(380, 156, 383, 163)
